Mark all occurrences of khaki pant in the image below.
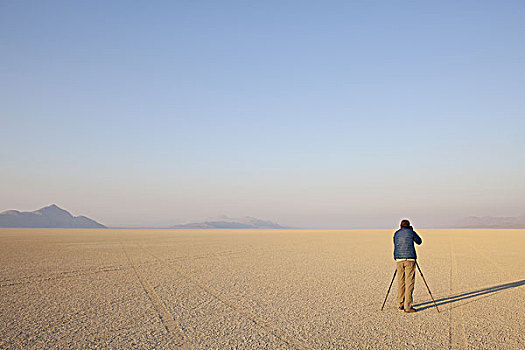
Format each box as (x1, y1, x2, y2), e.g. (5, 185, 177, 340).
(397, 260, 416, 309)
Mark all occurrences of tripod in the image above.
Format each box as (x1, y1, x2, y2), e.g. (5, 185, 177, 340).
(380, 261, 439, 312)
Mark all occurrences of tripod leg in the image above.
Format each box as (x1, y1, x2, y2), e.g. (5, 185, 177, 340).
(381, 269, 397, 311)
(415, 261, 439, 313)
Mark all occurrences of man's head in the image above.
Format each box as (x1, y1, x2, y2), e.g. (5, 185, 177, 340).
(400, 219, 411, 228)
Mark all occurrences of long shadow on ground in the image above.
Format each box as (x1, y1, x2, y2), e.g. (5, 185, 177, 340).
(413, 279, 525, 311)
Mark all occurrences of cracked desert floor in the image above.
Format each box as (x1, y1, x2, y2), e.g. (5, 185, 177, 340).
(1, 229, 523, 349)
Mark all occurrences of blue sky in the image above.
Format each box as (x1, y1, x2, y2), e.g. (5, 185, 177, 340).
(1, 1, 524, 227)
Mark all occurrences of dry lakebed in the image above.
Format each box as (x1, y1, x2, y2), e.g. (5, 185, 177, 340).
(1, 229, 523, 349)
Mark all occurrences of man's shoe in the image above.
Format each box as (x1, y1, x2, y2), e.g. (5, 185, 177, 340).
(404, 308, 417, 313)
(398, 306, 404, 311)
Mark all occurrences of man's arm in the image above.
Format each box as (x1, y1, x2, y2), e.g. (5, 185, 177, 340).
(413, 231, 422, 245)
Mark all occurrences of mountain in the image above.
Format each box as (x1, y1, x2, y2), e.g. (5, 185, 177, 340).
(170, 216, 284, 229)
(452, 216, 525, 229)
(0, 204, 106, 228)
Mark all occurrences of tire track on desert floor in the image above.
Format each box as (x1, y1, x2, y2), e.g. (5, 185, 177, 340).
(3, 275, 146, 349)
(121, 243, 190, 350)
(3, 254, 182, 347)
(10, 294, 144, 347)
(139, 244, 315, 350)
(449, 239, 467, 350)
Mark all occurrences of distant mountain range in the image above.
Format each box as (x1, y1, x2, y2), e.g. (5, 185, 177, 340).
(452, 216, 525, 229)
(0, 204, 106, 228)
(170, 216, 284, 229)
(1, 205, 523, 229)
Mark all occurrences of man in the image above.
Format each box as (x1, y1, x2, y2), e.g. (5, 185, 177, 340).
(393, 219, 422, 313)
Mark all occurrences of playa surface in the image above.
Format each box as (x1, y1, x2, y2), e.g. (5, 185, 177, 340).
(1, 229, 523, 349)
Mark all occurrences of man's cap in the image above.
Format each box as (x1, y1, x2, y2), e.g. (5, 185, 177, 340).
(400, 219, 411, 228)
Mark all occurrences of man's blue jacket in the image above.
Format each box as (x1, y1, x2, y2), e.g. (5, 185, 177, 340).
(393, 227, 422, 259)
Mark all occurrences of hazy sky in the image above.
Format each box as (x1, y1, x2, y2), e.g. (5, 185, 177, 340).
(1, 1, 524, 228)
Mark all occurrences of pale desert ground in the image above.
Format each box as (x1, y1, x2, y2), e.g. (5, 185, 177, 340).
(0, 229, 523, 350)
